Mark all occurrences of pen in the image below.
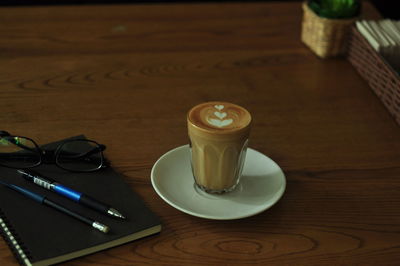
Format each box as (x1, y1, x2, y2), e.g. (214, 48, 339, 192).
(18, 169, 125, 219)
(0, 180, 110, 233)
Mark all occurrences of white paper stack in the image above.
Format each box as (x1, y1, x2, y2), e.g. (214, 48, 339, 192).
(356, 20, 400, 72)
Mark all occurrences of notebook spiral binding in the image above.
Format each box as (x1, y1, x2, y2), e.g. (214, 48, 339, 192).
(0, 209, 32, 266)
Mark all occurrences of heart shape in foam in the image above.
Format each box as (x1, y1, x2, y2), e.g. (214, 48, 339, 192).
(214, 111, 227, 119)
(207, 118, 233, 128)
(214, 105, 224, 111)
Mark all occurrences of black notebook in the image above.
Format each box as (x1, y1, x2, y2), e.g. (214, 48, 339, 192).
(0, 136, 161, 266)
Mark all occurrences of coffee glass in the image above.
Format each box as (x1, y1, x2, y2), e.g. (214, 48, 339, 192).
(187, 102, 251, 193)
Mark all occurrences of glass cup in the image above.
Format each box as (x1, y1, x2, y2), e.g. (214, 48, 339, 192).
(187, 102, 251, 193)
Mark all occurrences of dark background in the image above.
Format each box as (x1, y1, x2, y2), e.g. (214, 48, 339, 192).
(0, 1, 398, 19)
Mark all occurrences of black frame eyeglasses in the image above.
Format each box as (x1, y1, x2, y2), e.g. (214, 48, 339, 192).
(0, 131, 108, 172)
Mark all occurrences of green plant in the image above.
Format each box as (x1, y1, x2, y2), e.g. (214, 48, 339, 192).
(308, 0, 361, 19)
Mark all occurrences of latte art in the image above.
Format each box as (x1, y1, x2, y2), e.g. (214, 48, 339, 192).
(205, 105, 232, 128)
(207, 118, 233, 128)
(188, 102, 251, 133)
(214, 110, 227, 119)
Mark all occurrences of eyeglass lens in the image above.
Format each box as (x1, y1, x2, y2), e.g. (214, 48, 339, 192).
(56, 140, 103, 172)
(0, 136, 41, 168)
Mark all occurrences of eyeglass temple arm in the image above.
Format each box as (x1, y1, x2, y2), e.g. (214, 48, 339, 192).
(0, 131, 11, 137)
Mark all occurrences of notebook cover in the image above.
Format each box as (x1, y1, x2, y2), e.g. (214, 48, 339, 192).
(0, 135, 161, 266)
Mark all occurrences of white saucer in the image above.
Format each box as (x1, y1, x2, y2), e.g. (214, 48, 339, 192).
(151, 145, 286, 220)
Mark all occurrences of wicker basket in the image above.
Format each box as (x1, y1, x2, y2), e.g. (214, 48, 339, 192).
(301, 2, 357, 58)
(347, 26, 400, 126)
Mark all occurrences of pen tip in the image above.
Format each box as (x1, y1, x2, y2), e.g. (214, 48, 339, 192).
(108, 208, 126, 219)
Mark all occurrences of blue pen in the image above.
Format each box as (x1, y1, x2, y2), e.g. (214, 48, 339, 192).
(0, 180, 109, 233)
(18, 169, 125, 219)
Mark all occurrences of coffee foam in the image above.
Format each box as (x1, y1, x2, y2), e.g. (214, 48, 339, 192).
(188, 102, 251, 136)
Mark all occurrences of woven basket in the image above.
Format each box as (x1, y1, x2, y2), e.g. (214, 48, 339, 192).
(301, 2, 357, 58)
(347, 26, 400, 126)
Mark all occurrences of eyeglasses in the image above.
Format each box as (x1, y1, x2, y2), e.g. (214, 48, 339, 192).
(0, 131, 108, 172)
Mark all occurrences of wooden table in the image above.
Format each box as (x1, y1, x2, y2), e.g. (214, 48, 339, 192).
(1, 1, 399, 265)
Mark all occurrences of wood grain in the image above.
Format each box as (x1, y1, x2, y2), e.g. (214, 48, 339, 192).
(1, 1, 399, 265)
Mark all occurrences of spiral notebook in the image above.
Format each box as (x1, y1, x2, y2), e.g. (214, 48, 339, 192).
(0, 136, 161, 266)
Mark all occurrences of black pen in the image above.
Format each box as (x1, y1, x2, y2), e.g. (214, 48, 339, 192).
(18, 169, 125, 219)
(0, 180, 110, 233)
